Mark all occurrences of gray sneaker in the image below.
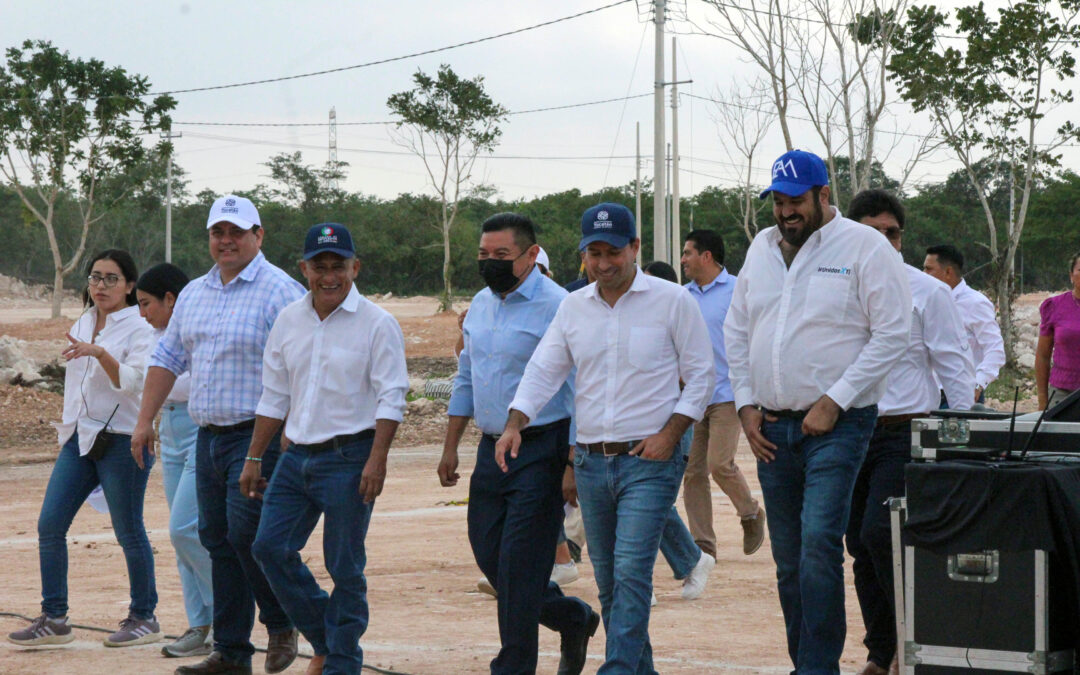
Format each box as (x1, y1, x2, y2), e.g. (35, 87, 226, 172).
(162, 626, 212, 658)
(7, 613, 75, 645)
(104, 614, 162, 647)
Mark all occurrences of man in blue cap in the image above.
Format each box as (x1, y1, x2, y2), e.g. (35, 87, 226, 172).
(724, 151, 911, 674)
(497, 203, 715, 674)
(243, 223, 409, 675)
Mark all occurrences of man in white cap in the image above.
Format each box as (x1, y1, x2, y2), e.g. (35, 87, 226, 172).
(133, 195, 305, 675)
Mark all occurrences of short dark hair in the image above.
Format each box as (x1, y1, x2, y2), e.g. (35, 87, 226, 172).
(926, 244, 964, 272)
(685, 229, 725, 266)
(481, 212, 537, 252)
(643, 260, 679, 283)
(83, 249, 139, 308)
(137, 263, 190, 301)
(1070, 252, 1080, 273)
(848, 189, 905, 229)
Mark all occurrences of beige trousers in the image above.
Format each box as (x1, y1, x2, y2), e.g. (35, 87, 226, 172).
(682, 401, 759, 557)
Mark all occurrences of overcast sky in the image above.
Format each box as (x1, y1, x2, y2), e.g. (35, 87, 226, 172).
(3, 0, 1072, 205)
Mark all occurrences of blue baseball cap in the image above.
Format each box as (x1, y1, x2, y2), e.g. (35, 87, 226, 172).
(579, 202, 636, 250)
(759, 150, 830, 199)
(303, 223, 355, 260)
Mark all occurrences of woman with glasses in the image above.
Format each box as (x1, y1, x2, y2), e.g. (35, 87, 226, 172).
(7, 249, 161, 648)
(135, 263, 215, 659)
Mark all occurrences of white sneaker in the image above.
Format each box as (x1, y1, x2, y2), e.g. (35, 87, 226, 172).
(477, 577, 497, 598)
(681, 552, 716, 600)
(550, 562, 579, 586)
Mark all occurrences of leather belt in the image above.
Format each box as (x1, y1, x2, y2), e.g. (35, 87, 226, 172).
(876, 413, 924, 428)
(762, 408, 808, 419)
(581, 440, 644, 456)
(482, 419, 568, 444)
(203, 419, 256, 435)
(295, 429, 375, 453)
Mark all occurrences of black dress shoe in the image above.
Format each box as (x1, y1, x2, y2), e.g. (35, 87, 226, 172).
(174, 651, 253, 675)
(557, 607, 600, 675)
(264, 628, 298, 674)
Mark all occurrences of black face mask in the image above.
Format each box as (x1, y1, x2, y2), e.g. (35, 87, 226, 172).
(478, 251, 527, 294)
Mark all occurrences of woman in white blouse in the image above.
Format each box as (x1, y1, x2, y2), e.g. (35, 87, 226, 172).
(7, 250, 161, 649)
(136, 263, 214, 659)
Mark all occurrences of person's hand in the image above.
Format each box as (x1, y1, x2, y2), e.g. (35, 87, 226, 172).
(494, 429, 522, 473)
(360, 455, 387, 503)
(239, 461, 267, 499)
(63, 333, 103, 361)
(562, 464, 578, 506)
(437, 448, 460, 487)
(802, 395, 842, 436)
(974, 386, 984, 403)
(630, 431, 677, 461)
(457, 309, 468, 331)
(130, 420, 156, 469)
(738, 405, 778, 463)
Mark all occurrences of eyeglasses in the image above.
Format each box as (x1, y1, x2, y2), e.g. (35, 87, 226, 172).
(87, 273, 122, 288)
(872, 226, 903, 241)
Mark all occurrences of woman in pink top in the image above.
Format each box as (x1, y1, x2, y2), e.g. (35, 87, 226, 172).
(1036, 252, 1080, 409)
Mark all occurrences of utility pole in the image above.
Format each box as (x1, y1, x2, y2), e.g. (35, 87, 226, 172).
(161, 130, 182, 263)
(636, 122, 643, 267)
(653, 0, 667, 266)
(328, 107, 339, 191)
(670, 36, 681, 280)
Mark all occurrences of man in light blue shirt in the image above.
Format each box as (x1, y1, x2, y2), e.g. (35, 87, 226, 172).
(438, 213, 598, 675)
(680, 229, 765, 561)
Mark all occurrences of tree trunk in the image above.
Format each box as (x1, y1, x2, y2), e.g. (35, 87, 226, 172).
(995, 263, 1015, 368)
(440, 221, 452, 313)
(51, 266, 64, 319)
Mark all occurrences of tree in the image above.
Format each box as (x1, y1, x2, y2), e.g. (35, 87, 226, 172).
(0, 40, 175, 317)
(258, 151, 348, 216)
(387, 64, 508, 312)
(888, 0, 1080, 364)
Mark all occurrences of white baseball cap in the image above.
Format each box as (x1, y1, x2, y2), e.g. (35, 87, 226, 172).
(536, 246, 550, 269)
(206, 194, 261, 230)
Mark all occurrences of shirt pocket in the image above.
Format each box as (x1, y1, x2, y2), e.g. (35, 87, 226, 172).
(804, 274, 852, 323)
(324, 345, 370, 395)
(628, 327, 668, 371)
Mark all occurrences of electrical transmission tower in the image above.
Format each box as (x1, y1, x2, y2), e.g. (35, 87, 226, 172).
(327, 107, 339, 191)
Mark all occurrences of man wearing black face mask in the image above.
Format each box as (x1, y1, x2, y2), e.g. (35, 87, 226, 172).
(438, 213, 599, 675)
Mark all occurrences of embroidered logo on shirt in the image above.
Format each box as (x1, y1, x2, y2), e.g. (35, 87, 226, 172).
(816, 265, 852, 276)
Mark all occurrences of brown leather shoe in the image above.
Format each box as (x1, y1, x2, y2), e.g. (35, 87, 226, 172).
(264, 629, 298, 674)
(174, 651, 252, 675)
(856, 661, 889, 675)
(741, 507, 766, 555)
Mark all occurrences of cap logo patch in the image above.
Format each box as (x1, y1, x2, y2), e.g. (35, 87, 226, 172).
(321, 226, 333, 236)
(225, 198, 236, 206)
(597, 210, 609, 221)
(773, 158, 798, 179)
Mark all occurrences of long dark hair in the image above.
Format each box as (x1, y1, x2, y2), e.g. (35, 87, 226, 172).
(82, 249, 139, 308)
(136, 263, 189, 301)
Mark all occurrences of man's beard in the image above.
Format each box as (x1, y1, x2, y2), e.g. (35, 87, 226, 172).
(778, 200, 824, 248)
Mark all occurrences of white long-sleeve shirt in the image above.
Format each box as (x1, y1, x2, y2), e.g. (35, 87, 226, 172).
(255, 285, 409, 445)
(878, 263, 975, 416)
(951, 279, 1006, 389)
(509, 270, 715, 443)
(56, 305, 155, 455)
(725, 209, 912, 412)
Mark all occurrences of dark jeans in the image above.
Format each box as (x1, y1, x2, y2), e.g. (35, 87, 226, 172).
(846, 422, 908, 668)
(196, 426, 292, 665)
(38, 432, 156, 618)
(468, 422, 591, 675)
(253, 438, 375, 675)
(758, 405, 876, 675)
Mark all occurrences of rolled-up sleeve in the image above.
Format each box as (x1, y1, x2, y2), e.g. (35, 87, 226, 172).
(254, 320, 291, 421)
(509, 306, 575, 423)
(673, 290, 715, 422)
(110, 323, 153, 396)
(150, 300, 190, 376)
(370, 314, 409, 423)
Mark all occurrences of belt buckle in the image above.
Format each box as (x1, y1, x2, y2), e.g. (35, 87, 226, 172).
(602, 442, 618, 457)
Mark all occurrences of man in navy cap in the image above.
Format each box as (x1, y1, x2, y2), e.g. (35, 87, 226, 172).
(243, 223, 409, 675)
(724, 151, 911, 674)
(498, 203, 715, 674)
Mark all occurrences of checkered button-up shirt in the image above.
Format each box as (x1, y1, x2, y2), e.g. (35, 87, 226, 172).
(150, 251, 305, 427)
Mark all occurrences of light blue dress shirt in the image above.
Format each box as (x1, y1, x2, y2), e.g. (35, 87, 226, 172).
(448, 266, 574, 436)
(687, 269, 736, 405)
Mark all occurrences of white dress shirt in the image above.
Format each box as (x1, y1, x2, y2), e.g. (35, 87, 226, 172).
(725, 209, 912, 413)
(878, 263, 975, 416)
(56, 305, 155, 455)
(256, 284, 409, 445)
(509, 270, 715, 444)
(951, 278, 1006, 389)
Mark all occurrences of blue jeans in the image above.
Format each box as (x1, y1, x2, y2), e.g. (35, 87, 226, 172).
(658, 429, 701, 579)
(253, 438, 375, 675)
(758, 405, 877, 675)
(38, 432, 156, 618)
(196, 426, 292, 665)
(160, 402, 213, 628)
(573, 448, 684, 675)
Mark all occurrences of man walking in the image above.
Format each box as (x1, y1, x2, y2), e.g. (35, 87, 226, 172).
(133, 195, 304, 675)
(847, 190, 975, 675)
(923, 244, 1006, 402)
(725, 151, 911, 674)
(497, 203, 715, 674)
(679, 229, 765, 567)
(245, 224, 408, 675)
(438, 213, 599, 675)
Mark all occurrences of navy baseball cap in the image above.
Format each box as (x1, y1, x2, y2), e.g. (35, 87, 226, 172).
(579, 202, 636, 250)
(303, 223, 355, 260)
(759, 149, 830, 199)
